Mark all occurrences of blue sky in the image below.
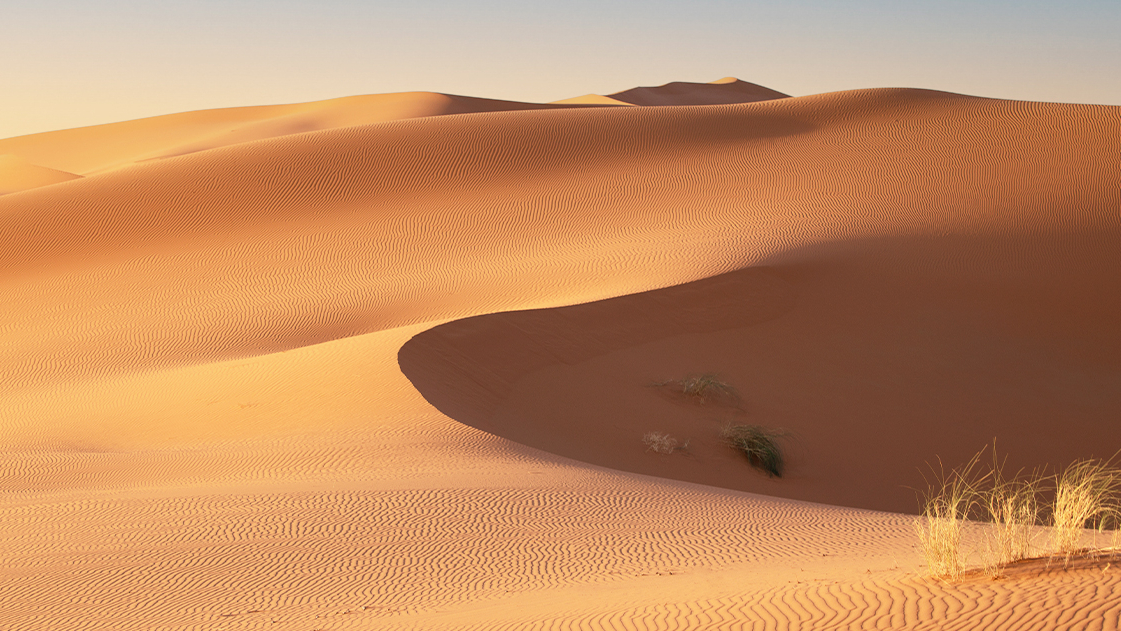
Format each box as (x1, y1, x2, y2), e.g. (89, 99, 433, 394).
(3, 0, 1119, 139)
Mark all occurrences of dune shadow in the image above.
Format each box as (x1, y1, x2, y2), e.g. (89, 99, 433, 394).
(400, 229, 1121, 513)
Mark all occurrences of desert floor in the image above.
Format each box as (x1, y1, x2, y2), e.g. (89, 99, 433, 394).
(2, 78, 1120, 630)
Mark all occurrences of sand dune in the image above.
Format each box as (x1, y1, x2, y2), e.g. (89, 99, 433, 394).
(608, 76, 791, 105)
(553, 76, 789, 106)
(1, 81, 1119, 629)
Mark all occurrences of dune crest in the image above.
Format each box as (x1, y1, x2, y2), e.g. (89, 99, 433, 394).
(0, 91, 587, 178)
(0, 77, 788, 192)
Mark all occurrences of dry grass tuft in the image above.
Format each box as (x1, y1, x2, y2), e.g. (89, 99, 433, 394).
(721, 424, 787, 478)
(1050, 457, 1121, 556)
(915, 453, 984, 581)
(677, 374, 737, 405)
(642, 432, 687, 455)
(914, 447, 1121, 581)
(979, 453, 1044, 571)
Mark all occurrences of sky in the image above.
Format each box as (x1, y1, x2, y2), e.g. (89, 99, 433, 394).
(2, 0, 1119, 139)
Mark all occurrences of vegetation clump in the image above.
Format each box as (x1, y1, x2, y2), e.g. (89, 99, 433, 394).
(915, 447, 1121, 582)
(1050, 457, 1121, 556)
(679, 374, 738, 404)
(915, 453, 985, 581)
(642, 432, 688, 454)
(721, 424, 788, 478)
(651, 374, 739, 405)
(980, 457, 1043, 570)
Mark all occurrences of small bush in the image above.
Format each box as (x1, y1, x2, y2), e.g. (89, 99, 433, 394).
(721, 424, 787, 478)
(642, 432, 683, 454)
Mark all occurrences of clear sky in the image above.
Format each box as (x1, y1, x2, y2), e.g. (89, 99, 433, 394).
(3, 0, 1119, 140)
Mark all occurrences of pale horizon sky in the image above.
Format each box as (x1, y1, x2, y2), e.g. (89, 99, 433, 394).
(3, 0, 1119, 140)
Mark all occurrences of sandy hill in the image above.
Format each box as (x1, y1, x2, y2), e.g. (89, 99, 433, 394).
(0, 81, 1119, 629)
(554, 77, 790, 106)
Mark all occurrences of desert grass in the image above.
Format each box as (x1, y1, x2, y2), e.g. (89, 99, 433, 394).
(915, 448, 1121, 581)
(721, 424, 787, 478)
(915, 452, 985, 581)
(642, 432, 688, 455)
(978, 453, 1045, 574)
(677, 374, 737, 404)
(1050, 457, 1121, 557)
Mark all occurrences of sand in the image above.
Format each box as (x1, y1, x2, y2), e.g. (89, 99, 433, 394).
(0, 153, 81, 195)
(1, 78, 1120, 629)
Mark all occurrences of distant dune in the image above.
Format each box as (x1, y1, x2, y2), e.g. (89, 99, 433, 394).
(1, 79, 1119, 630)
(553, 76, 789, 106)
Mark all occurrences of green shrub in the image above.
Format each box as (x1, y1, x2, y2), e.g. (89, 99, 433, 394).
(722, 424, 787, 478)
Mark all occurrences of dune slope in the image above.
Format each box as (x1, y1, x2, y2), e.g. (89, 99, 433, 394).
(401, 227, 1121, 513)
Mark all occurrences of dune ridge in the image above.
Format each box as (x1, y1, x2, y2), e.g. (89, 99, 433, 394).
(1, 81, 1119, 629)
(0, 77, 779, 194)
(0, 91, 590, 178)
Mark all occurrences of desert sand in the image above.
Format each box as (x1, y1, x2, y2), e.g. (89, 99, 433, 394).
(1, 78, 1119, 629)
(0, 154, 81, 195)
